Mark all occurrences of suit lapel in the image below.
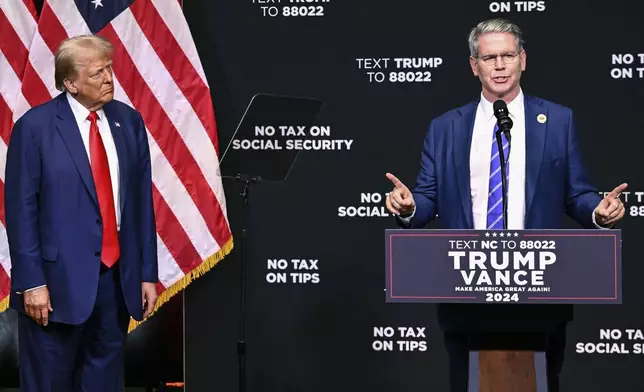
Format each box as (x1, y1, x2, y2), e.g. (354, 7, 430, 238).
(524, 96, 547, 225)
(55, 94, 99, 207)
(102, 101, 129, 213)
(453, 101, 477, 229)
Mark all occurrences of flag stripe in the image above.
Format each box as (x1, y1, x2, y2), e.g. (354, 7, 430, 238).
(8, 90, 30, 129)
(152, 183, 203, 274)
(0, 181, 5, 226)
(0, 222, 8, 275)
(156, 232, 185, 288)
(0, 9, 30, 79)
(146, 129, 219, 260)
(100, 22, 231, 248)
(130, 0, 219, 150)
(110, 9, 228, 218)
(16, 61, 52, 117)
(46, 0, 91, 37)
(151, 0, 208, 88)
(18, 1, 86, 114)
(0, 49, 25, 122)
(38, 2, 74, 55)
(22, 0, 37, 19)
(0, 89, 12, 146)
(0, 139, 6, 183)
(0, 0, 37, 48)
(0, 265, 10, 302)
(156, 282, 165, 295)
(0, 1, 35, 302)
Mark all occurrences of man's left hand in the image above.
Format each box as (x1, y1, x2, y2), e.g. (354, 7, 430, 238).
(142, 282, 158, 318)
(595, 183, 628, 227)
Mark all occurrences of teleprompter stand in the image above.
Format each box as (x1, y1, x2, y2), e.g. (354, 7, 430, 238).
(218, 94, 323, 392)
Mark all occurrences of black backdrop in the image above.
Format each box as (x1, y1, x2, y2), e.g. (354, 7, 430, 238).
(2, 0, 644, 391)
(183, 0, 644, 391)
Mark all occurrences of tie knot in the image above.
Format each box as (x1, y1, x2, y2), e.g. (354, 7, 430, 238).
(87, 111, 99, 123)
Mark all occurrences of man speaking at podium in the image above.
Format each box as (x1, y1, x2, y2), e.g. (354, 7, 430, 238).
(385, 18, 626, 392)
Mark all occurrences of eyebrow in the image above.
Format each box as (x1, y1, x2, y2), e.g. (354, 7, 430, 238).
(90, 62, 112, 74)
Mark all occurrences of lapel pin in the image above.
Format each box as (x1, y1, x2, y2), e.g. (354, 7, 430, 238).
(537, 114, 547, 124)
(115, 122, 121, 128)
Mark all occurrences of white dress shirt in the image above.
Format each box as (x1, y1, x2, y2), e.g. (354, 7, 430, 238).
(66, 92, 121, 229)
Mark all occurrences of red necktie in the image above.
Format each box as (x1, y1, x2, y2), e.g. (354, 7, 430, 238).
(88, 111, 120, 267)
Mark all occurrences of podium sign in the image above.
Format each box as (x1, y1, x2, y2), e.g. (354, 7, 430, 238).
(385, 229, 621, 304)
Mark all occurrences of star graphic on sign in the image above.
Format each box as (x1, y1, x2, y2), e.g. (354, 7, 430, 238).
(485, 232, 490, 237)
(91, 0, 103, 9)
(492, 232, 497, 237)
(514, 232, 519, 237)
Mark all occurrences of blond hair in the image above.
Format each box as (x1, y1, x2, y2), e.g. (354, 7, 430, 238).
(54, 35, 113, 91)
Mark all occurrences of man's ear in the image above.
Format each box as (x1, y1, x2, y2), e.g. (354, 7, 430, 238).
(469, 56, 479, 77)
(63, 78, 78, 95)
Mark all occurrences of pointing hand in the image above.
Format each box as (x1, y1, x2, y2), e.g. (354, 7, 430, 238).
(594, 183, 628, 227)
(385, 173, 415, 216)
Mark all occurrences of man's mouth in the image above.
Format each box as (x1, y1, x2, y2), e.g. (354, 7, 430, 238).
(492, 76, 510, 83)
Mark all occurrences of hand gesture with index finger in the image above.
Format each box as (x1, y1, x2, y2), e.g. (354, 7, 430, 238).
(385, 173, 415, 216)
(594, 183, 628, 227)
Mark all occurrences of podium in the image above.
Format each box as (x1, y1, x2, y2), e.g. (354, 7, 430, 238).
(384, 229, 622, 392)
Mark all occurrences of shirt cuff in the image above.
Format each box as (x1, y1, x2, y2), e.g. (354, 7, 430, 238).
(592, 209, 613, 229)
(17, 284, 47, 294)
(396, 205, 416, 224)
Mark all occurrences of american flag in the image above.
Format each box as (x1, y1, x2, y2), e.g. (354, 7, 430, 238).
(0, 0, 38, 318)
(0, 0, 233, 332)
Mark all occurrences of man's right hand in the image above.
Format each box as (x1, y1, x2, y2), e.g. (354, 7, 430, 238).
(385, 173, 415, 216)
(24, 286, 52, 326)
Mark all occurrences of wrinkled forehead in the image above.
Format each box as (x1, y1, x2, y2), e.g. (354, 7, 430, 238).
(477, 32, 519, 53)
(74, 49, 112, 71)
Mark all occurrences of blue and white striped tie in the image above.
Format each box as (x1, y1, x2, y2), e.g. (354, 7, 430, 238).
(486, 124, 510, 229)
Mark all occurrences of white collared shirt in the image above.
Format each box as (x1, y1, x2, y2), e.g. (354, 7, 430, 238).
(66, 92, 121, 229)
(470, 90, 526, 229)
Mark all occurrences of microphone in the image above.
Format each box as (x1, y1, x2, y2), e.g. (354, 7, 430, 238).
(492, 100, 512, 230)
(493, 99, 513, 142)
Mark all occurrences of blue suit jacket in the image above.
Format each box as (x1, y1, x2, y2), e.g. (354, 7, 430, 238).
(406, 94, 602, 332)
(5, 93, 158, 324)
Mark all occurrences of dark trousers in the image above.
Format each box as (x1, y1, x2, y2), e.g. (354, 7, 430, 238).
(18, 265, 130, 392)
(443, 323, 567, 392)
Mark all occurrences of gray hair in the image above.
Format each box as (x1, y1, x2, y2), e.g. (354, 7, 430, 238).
(54, 35, 113, 91)
(468, 18, 524, 57)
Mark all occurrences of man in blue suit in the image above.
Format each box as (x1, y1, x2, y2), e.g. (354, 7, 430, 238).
(385, 18, 626, 392)
(5, 35, 158, 391)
